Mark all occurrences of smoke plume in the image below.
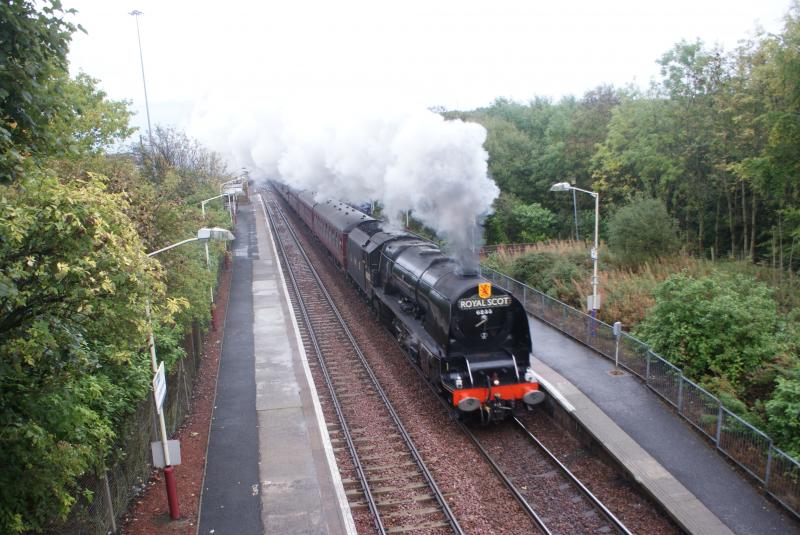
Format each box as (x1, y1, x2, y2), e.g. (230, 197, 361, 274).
(190, 105, 499, 269)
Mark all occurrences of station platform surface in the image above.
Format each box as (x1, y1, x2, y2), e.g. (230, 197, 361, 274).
(530, 316, 799, 535)
(198, 199, 355, 535)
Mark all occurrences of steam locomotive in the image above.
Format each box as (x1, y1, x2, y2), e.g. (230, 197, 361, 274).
(273, 182, 545, 422)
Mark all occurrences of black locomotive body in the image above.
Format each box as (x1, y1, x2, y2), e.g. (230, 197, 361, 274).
(274, 182, 544, 421)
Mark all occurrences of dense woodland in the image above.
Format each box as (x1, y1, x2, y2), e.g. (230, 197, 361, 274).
(0, 2, 235, 532)
(449, 9, 800, 267)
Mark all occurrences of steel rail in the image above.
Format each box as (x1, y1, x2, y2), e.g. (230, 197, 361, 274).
(511, 416, 633, 535)
(398, 350, 553, 535)
(261, 195, 385, 535)
(263, 191, 464, 535)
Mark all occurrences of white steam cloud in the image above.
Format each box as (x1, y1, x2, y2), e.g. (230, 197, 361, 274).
(189, 104, 499, 269)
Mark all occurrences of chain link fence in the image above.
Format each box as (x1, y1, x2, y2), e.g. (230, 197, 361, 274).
(482, 266, 800, 519)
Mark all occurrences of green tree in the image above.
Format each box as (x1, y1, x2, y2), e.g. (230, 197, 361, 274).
(511, 202, 557, 242)
(634, 272, 783, 397)
(53, 73, 134, 155)
(485, 193, 557, 244)
(591, 94, 681, 210)
(0, 0, 80, 179)
(607, 197, 680, 266)
(0, 172, 163, 532)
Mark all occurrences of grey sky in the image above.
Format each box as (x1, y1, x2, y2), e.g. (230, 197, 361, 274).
(65, 0, 792, 134)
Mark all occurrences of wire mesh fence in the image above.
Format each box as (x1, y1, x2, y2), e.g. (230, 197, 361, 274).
(767, 447, 800, 516)
(717, 407, 773, 483)
(680, 377, 720, 440)
(647, 352, 682, 408)
(617, 333, 649, 377)
(481, 266, 800, 519)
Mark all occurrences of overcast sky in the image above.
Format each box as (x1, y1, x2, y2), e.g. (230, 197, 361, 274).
(64, 0, 792, 134)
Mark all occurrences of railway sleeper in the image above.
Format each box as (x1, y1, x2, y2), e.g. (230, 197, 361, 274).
(364, 460, 418, 472)
(385, 520, 451, 534)
(359, 450, 410, 461)
(364, 474, 423, 485)
(352, 433, 402, 444)
(376, 493, 443, 508)
(346, 427, 399, 439)
(369, 481, 431, 495)
(381, 507, 443, 519)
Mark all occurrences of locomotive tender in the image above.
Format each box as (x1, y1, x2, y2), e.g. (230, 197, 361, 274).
(273, 182, 545, 421)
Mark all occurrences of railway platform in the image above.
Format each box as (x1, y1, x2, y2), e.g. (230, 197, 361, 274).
(198, 199, 355, 535)
(530, 316, 799, 535)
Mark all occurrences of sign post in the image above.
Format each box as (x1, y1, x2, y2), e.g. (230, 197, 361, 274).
(146, 301, 180, 520)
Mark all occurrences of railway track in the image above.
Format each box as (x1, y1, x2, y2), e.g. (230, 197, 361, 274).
(261, 193, 463, 535)
(396, 339, 633, 535)
(263, 185, 667, 534)
(468, 418, 632, 535)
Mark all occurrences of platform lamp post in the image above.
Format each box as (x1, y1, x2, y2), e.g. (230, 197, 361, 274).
(145, 227, 235, 520)
(200, 195, 234, 305)
(550, 182, 600, 333)
(241, 167, 250, 198)
(129, 10, 157, 178)
(220, 178, 244, 222)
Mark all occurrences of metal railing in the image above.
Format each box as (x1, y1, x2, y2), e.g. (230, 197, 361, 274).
(481, 266, 800, 519)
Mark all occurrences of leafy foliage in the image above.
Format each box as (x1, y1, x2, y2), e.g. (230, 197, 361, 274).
(633, 272, 783, 397)
(0, 3, 234, 528)
(485, 193, 557, 243)
(52, 73, 135, 155)
(0, 173, 162, 532)
(607, 197, 680, 266)
(0, 1, 79, 179)
(486, 248, 589, 304)
(765, 367, 800, 457)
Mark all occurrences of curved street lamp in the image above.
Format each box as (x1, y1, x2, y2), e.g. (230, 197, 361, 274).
(550, 182, 600, 330)
(145, 227, 235, 520)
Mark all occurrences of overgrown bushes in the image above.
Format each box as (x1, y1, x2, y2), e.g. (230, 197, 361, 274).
(0, 174, 161, 531)
(633, 272, 783, 397)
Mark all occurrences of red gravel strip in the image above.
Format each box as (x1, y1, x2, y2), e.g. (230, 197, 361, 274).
(121, 262, 232, 534)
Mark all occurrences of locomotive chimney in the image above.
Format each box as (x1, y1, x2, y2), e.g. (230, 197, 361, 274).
(455, 253, 479, 278)
(456, 265, 479, 277)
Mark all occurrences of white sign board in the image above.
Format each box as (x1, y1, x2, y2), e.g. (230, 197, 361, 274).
(223, 185, 243, 196)
(153, 361, 166, 414)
